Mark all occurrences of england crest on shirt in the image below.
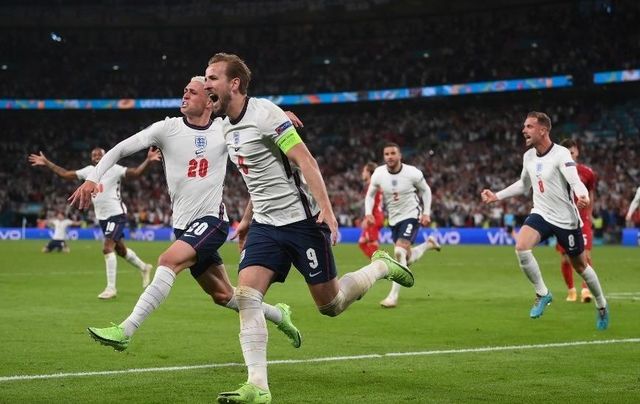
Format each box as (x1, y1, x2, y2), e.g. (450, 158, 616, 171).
(233, 131, 241, 152)
(195, 135, 207, 156)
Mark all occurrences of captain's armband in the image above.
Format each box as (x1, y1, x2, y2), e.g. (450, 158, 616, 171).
(276, 130, 303, 153)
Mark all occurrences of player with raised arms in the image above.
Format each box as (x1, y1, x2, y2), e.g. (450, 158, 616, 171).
(481, 111, 609, 330)
(29, 147, 157, 298)
(205, 53, 414, 404)
(69, 76, 302, 351)
(364, 143, 440, 308)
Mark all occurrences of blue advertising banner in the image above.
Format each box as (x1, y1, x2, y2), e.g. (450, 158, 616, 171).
(1, 227, 522, 246)
(0, 75, 573, 110)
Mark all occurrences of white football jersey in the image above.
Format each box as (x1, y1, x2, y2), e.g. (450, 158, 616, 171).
(221, 97, 318, 226)
(520, 144, 582, 229)
(76, 164, 127, 220)
(629, 186, 640, 215)
(126, 117, 228, 230)
(366, 164, 431, 226)
(50, 218, 73, 240)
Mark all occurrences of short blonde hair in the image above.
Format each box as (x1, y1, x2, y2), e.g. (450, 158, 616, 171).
(191, 76, 205, 85)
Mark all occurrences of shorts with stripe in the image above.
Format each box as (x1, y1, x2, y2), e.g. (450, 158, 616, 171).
(391, 218, 419, 244)
(524, 213, 584, 257)
(99, 214, 127, 241)
(239, 216, 338, 285)
(173, 216, 229, 278)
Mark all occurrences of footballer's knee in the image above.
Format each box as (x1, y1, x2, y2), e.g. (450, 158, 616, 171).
(318, 291, 345, 317)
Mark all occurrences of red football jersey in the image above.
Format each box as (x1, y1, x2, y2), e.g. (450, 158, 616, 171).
(576, 163, 597, 224)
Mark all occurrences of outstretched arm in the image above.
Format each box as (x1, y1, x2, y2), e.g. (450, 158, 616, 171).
(125, 147, 162, 179)
(627, 187, 640, 221)
(28, 152, 77, 181)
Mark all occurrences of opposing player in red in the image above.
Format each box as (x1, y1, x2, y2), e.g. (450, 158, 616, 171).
(556, 139, 596, 303)
(358, 162, 384, 258)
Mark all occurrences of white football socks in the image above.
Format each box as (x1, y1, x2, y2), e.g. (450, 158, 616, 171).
(237, 286, 269, 391)
(319, 260, 387, 316)
(104, 252, 117, 290)
(408, 242, 428, 265)
(121, 266, 176, 337)
(579, 265, 607, 308)
(225, 289, 282, 324)
(125, 248, 147, 271)
(516, 250, 549, 296)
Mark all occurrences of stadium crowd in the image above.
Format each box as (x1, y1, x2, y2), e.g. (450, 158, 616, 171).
(1, 1, 639, 98)
(3, 96, 639, 243)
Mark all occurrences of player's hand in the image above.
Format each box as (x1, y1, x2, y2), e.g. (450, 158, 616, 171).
(420, 214, 431, 226)
(68, 180, 99, 210)
(576, 195, 590, 209)
(318, 209, 338, 245)
(284, 111, 304, 128)
(231, 220, 251, 251)
(28, 151, 48, 166)
(481, 189, 498, 204)
(147, 147, 162, 162)
(626, 213, 633, 222)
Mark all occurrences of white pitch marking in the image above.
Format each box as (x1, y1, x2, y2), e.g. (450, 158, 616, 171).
(1, 338, 638, 383)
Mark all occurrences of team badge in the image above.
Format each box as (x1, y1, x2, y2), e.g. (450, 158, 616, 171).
(195, 135, 207, 157)
(535, 163, 543, 173)
(391, 179, 398, 186)
(233, 132, 241, 152)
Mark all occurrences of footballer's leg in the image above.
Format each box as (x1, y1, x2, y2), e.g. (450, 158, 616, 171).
(515, 221, 552, 318)
(569, 252, 608, 330)
(115, 239, 153, 288)
(88, 240, 193, 350)
(196, 263, 301, 348)
(407, 234, 441, 265)
(99, 238, 118, 299)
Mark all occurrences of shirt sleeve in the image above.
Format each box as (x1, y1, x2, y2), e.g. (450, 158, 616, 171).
(86, 121, 164, 183)
(496, 163, 530, 200)
(256, 99, 302, 153)
(558, 149, 588, 198)
(75, 165, 94, 181)
(414, 171, 432, 215)
(364, 171, 380, 215)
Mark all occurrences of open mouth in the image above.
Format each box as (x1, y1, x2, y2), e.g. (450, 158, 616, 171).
(209, 93, 219, 102)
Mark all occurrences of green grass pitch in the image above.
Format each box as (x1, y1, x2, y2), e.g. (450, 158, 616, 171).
(0, 240, 639, 403)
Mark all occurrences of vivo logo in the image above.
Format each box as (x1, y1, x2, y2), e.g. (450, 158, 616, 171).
(131, 230, 155, 241)
(0, 230, 22, 240)
(487, 230, 515, 245)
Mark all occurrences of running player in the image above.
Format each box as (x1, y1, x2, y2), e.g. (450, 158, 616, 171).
(29, 147, 157, 298)
(364, 143, 440, 308)
(69, 76, 302, 351)
(556, 139, 596, 303)
(41, 211, 80, 253)
(481, 111, 609, 330)
(205, 53, 413, 404)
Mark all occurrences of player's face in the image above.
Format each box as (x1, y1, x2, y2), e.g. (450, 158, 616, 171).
(204, 62, 233, 116)
(56, 212, 64, 220)
(568, 146, 579, 161)
(91, 148, 105, 164)
(383, 146, 401, 170)
(180, 81, 209, 117)
(522, 117, 546, 147)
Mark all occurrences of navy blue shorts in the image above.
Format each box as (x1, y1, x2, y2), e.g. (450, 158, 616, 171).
(45, 240, 66, 251)
(524, 213, 584, 257)
(99, 214, 127, 241)
(174, 216, 229, 278)
(391, 218, 420, 243)
(239, 216, 338, 285)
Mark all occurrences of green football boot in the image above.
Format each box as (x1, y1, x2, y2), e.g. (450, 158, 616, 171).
(217, 382, 272, 404)
(275, 303, 302, 348)
(87, 323, 130, 352)
(372, 250, 414, 287)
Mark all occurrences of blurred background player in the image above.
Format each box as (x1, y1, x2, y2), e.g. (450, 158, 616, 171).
(364, 142, 439, 308)
(556, 139, 596, 303)
(481, 111, 608, 330)
(358, 162, 384, 259)
(41, 210, 80, 253)
(29, 147, 159, 299)
(625, 186, 640, 225)
(70, 76, 302, 351)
